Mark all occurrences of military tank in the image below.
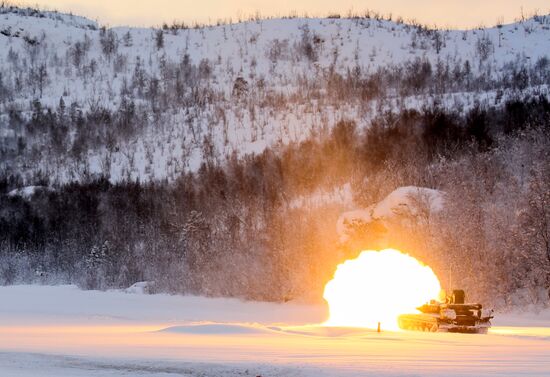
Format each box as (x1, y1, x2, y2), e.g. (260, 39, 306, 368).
(398, 290, 493, 334)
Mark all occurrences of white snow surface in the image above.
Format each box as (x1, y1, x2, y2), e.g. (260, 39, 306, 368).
(0, 285, 549, 377)
(7, 185, 51, 199)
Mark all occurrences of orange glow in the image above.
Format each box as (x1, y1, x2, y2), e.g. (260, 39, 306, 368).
(323, 249, 441, 330)
(23, 0, 550, 28)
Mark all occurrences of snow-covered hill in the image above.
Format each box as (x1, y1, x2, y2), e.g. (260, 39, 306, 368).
(1, 6, 549, 183)
(0, 5, 98, 30)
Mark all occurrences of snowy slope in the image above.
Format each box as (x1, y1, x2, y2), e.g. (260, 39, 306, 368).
(0, 6, 98, 30)
(0, 285, 549, 377)
(2, 11, 548, 91)
(1, 7, 549, 183)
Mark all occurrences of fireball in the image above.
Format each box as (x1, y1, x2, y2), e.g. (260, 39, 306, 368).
(323, 249, 441, 330)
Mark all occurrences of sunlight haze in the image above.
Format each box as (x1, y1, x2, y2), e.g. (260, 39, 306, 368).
(21, 0, 550, 28)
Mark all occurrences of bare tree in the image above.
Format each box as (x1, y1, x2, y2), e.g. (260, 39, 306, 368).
(99, 27, 118, 60)
(476, 33, 494, 63)
(123, 31, 133, 47)
(155, 30, 164, 50)
(521, 165, 550, 279)
(29, 63, 48, 97)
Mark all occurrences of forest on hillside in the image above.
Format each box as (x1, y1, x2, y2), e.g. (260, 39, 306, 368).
(1, 96, 549, 307)
(1, 4, 549, 182)
(0, 5, 549, 308)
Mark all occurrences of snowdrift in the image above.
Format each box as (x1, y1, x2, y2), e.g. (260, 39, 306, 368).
(337, 186, 445, 241)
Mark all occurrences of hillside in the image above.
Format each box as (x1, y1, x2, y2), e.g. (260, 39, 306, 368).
(0, 6, 549, 308)
(0, 6, 549, 182)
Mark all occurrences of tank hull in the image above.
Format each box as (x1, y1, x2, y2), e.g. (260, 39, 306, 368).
(398, 313, 492, 334)
(398, 313, 439, 332)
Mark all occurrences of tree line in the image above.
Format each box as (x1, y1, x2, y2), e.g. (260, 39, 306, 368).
(1, 96, 549, 306)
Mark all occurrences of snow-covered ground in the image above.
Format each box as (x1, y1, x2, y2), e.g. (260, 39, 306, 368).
(0, 285, 549, 376)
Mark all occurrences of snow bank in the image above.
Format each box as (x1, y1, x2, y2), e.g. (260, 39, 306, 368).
(159, 323, 273, 335)
(124, 281, 152, 294)
(7, 186, 52, 199)
(337, 186, 444, 240)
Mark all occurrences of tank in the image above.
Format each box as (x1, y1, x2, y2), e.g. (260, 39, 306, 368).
(398, 290, 493, 334)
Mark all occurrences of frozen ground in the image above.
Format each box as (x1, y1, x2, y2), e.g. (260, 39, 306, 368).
(0, 285, 549, 376)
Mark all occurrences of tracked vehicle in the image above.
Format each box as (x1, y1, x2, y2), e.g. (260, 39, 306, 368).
(398, 290, 493, 334)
